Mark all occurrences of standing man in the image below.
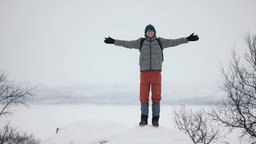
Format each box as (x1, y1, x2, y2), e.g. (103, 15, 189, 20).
(104, 24, 199, 127)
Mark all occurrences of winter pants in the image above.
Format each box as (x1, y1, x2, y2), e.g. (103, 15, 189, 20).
(140, 70, 162, 103)
(141, 103, 160, 117)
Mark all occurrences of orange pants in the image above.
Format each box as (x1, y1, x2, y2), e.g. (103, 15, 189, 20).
(140, 70, 161, 103)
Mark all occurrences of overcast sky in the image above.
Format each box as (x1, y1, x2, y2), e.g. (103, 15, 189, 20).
(1, 0, 256, 89)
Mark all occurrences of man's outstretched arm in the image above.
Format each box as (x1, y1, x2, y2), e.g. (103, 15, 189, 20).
(159, 33, 199, 49)
(104, 36, 141, 49)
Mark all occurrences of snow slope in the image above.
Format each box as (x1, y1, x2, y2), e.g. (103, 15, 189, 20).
(107, 125, 191, 144)
(42, 120, 191, 144)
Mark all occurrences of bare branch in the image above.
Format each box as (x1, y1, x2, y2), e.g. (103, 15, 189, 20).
(0, 72, 35, 118)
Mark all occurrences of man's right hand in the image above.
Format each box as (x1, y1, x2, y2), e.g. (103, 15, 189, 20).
(104, 37, 115, 44)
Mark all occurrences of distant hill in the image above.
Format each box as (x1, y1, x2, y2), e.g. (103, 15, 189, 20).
(35, 83, 223, 105)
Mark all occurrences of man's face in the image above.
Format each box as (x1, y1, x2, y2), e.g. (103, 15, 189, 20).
(146, 30, 155, 38)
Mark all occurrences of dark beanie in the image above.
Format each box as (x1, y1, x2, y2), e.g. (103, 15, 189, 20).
(144, 24, 156, 37)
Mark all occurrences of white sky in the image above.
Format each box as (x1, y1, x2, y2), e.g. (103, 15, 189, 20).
(1, 0, 256, 89)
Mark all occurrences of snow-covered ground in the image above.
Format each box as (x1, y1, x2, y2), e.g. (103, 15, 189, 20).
(42, 120, 191, 144)
(42, 120, 128, 144)
(7, 104, 173, 140)
(5, 104, 244, 144)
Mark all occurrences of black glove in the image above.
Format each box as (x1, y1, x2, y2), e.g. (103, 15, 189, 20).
(187, 33, 199, 41)
(104, 36, 115, 44)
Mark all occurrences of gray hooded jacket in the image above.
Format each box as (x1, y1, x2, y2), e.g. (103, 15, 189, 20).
(114, 36, 188, 71)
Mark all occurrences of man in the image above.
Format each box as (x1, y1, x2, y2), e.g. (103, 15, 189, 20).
(104, 24, 199, 127)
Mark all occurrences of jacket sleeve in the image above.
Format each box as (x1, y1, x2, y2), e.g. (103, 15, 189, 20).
(159, 37, 188, 49)
(114, 38, 141, 50)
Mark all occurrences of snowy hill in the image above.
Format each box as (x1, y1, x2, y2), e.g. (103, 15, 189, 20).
(42, 120, 191, 144)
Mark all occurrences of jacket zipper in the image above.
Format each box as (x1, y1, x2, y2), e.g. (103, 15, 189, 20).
(150, 40, 152, 70)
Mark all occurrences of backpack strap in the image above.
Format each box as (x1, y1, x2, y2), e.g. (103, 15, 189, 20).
(156, 38, 164, 61)
(139, 38, 145, 51)
(156, 38, 163, 51)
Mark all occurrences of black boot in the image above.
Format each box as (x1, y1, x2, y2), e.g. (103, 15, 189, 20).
(152, 116, 159, 127)
(139, 114, 148, 126)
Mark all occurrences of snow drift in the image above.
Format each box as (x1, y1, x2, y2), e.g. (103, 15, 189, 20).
(42, 120, 191, 144)
(41, 120, 127, 144)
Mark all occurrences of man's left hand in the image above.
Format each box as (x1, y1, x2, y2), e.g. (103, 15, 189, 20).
(187, 33, 199, 41)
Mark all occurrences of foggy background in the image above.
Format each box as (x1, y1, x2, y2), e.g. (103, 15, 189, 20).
(1, 0, 256, 104)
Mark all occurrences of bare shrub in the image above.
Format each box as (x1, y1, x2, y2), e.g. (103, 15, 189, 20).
(0, 123, 40, 144)
(174, 106, 222, 144)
